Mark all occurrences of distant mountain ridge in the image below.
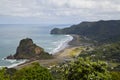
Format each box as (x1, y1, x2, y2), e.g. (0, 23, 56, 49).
(51, 20, 120, 43)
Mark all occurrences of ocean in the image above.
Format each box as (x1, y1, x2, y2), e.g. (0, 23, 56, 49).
(0, 24, 73, 68)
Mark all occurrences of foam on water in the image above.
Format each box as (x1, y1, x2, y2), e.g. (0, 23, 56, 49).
(0, 35, 73, 68)
(0, 59, 27, 68)
(50, 35, 73, 54)
(6, 60, 27, 68)
(0, 24, 72, 68)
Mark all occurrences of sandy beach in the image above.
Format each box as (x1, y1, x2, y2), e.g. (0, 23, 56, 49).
(14, 35, 86, 69)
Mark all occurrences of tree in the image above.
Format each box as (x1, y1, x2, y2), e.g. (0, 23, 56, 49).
(0, 68, 10, 80)
(51, 57, 111, 80)
(110, 71, 120, 80)
(12, 62, 53, 80)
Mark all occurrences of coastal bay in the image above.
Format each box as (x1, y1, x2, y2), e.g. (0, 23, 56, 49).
(0, 24, 72, 68)
(14, 35, 89, 69)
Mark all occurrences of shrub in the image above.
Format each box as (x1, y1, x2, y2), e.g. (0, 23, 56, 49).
(51, 57, 111, 80)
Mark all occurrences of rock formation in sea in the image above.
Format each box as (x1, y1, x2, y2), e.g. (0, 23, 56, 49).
(7, 38, 52, 59)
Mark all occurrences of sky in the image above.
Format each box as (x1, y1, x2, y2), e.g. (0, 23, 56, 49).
(0, 0, 120, 24)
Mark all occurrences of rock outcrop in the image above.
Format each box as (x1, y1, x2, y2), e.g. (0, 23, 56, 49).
(7, 38, 52, 59)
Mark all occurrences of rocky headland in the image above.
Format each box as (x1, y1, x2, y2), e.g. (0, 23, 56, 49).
(51, 20, 120, 43)
(7, 38, 52, 60)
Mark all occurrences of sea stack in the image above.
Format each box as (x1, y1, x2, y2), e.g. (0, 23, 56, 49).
(7, 38, 52, 59)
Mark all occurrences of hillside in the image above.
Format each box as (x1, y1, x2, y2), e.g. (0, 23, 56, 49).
(79, 41, 120, 71)
(51, 20, 120, 43)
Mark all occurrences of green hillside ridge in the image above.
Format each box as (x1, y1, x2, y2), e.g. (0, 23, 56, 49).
(51, 20, 120, 43)
(50, 20, 120, 79)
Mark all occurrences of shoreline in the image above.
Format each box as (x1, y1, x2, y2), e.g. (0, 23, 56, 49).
(53, 35, 81, 56)
(68, 34, 81, 47)
(50, 35, 73, 54)
(13, 34, 82, 69)
(0, 34, 73, 69)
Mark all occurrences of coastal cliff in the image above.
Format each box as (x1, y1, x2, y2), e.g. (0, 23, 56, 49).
(7, 38, 52, 59)
(51, 20, 120, 43)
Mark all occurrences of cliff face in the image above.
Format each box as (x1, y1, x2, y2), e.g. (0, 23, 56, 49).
(51, 20, 120, 43)
(7, 38, 52, 59)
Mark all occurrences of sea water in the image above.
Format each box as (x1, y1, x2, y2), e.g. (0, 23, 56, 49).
(0, 24, 73, 68)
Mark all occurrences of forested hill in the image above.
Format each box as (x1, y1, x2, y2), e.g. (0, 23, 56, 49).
(51, 20, 120, 43)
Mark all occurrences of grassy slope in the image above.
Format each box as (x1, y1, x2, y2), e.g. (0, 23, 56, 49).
(79, 41, 120, 71)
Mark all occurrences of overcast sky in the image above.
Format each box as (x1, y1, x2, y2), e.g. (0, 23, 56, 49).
(0, 0, 120, 24)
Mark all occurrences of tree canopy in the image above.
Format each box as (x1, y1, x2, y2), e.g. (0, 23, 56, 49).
(51, 57, 111, 80)
(0, 62, 53, 80)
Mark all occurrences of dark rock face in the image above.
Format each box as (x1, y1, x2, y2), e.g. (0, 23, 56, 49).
(7, 38, 52, 59)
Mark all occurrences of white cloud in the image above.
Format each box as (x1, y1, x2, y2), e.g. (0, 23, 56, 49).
(0, 0, 120, 22)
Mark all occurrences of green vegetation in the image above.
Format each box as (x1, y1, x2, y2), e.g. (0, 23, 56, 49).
(50, 20, 120, 80)
(1, 39, 120, 80)
(0, 58, 112, 80)
(69, 47, 85, 58)
(51, 57, 111, 80)
(0, 62, 53, 80)
(69, 48, 81, 57)
(51, 20, 120, 43)
(80, 41, 120, 70)
(110, 71, 120, 80)
(2, 20, 120, 79)
(0, 68, 10, 80)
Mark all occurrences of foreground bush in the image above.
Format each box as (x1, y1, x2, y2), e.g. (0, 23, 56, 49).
(110, 71, 120, 80)
(12, 62, 53, 80)
(51, 57, 111, 80)
(0, 62, 53, 80)
(0, 68, 10, 80)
